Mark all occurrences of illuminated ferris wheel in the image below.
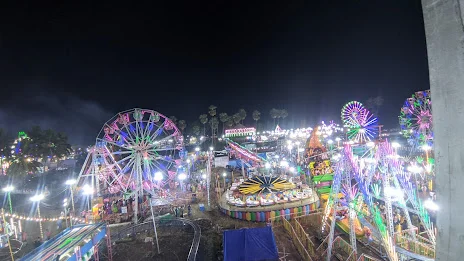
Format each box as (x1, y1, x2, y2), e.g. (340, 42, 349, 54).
(95, 108, 184, 194)
(341, 101, 378, 143)
(399, 90, 433, 145)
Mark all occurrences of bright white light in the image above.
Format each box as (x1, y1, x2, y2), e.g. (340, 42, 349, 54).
(327, 140, 333, 144)
(3, 186, 14, 192)
(222, 172, 227, 177)
(422, 144, 432, 151)
(209, 147, 214, 151)
(359, 128, 366, 133)
(186, 159, 191, 163)
(63, 198, 68, 203)
(335, 137, 341, 141)
(63, 202, 68, 207)
(287, 145, 293, 150)
(195, 147, 200, 152)
(280, 160, 289, 168)
(424, 199, 439, 211)
(286, 140, 292, 145)
(154, 171, 164, 181)
(65, 179, 77, 186)
(289, 167, 295, 173)
(384, 187, 403, 201)
(298, 148, 305, 152)
(178, 173, 187, 181)
(295, 141, 301, 146)
(265, 162, 271, 169)
(30, 194, 45, 202)
(201, 174, 207, 179)
(407, 165, 423, 174)
(82, 184, 94, 195)
(366, 142, 375, 148)
(391, 142, 401, 148)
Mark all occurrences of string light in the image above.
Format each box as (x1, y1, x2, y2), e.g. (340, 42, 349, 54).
(3, 212, 87, 223)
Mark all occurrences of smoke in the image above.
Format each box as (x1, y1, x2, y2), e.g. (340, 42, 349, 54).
(0, 89, 113, 145)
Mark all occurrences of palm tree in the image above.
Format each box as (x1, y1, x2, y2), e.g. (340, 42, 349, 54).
(178, 120, 187, 133)
(280, 109, 288, 126)
(232, 113, 241, 125)
(252, 110, 261, 129)
(226, 117, 234, 129)
(270, 108, 279, 126)
(238, 109, 247, 124)
(199, 114, 209, 136)
(169, 116, 178, 126)
(219, 113, 229, 134)
(210, 117, 219, 140)
(208, 105, 217, 117)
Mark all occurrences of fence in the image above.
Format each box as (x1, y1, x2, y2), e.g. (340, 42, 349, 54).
(281, 217, 313, 261)
(394, 233, 435, 259)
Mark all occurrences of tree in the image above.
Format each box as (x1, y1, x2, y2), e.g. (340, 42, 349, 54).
(226, 117, 234, 128)
(270, 108, 279, 126)
(232, 113, 241, 125)
(208, 105, 217, 117)
(199, 114, 209, 136)
(252, 110, 261, 128)
(238, 109, 247, 124)
(280, 109, 288, 125)
(7, 156, 42, 177)
(210, 117, 219, 140)
(192, 125, 201, 136)
(178, 120, 187, 133)
(27, 127, 72, 160)
(169, 116, 178, 126)
(219, 113, 229, 134)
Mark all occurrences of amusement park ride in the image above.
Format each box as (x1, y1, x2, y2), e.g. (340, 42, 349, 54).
(319, 97, 436, 261)
(63, 92, 435, 261)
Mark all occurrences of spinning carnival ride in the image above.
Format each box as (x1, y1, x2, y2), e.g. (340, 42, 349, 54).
(77, 109, 184, 221)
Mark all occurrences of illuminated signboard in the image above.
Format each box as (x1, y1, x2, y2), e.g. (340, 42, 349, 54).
(225, 127, 256, 138)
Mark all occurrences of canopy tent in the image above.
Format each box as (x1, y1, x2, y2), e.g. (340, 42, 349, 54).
(223, 226, 279, 261)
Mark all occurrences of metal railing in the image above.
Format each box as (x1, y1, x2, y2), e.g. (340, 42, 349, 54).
(112, 217, 201, 261)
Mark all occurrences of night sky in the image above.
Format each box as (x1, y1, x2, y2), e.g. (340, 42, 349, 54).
(0, 1, 429, 144)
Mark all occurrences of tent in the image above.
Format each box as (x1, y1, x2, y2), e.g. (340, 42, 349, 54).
(223, 226, 279, 261)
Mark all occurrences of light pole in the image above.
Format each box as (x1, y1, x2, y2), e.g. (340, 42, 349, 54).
(65, 179, 76, 226)
(151, 171, 162, 254)
(63, 199, 69, 228)
(2, 185, 14, 214)
(178, 172, 187, 192)
(222, 172, 227, 191)
(82, 184, 94, 211)
(186, 159, 191, 178)
(30, 194, 45, 239)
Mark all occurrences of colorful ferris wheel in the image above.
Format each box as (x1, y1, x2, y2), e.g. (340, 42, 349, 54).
(341, 101, 378, 143)
(95, 108, 184, 194)
(399, 90, 433, 145)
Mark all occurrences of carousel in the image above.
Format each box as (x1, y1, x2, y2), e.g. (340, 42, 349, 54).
(219, 175, 320, 222)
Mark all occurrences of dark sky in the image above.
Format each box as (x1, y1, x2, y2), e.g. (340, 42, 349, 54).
(0, 1, 429, 144)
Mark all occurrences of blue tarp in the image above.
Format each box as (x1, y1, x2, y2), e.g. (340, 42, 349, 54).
(223, 226, 279, 261)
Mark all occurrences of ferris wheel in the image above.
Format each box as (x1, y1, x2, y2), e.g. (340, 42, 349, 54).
(399, 90, 433, 144)
(95, 108, 184, 194)
(341, 101, 378, 143)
